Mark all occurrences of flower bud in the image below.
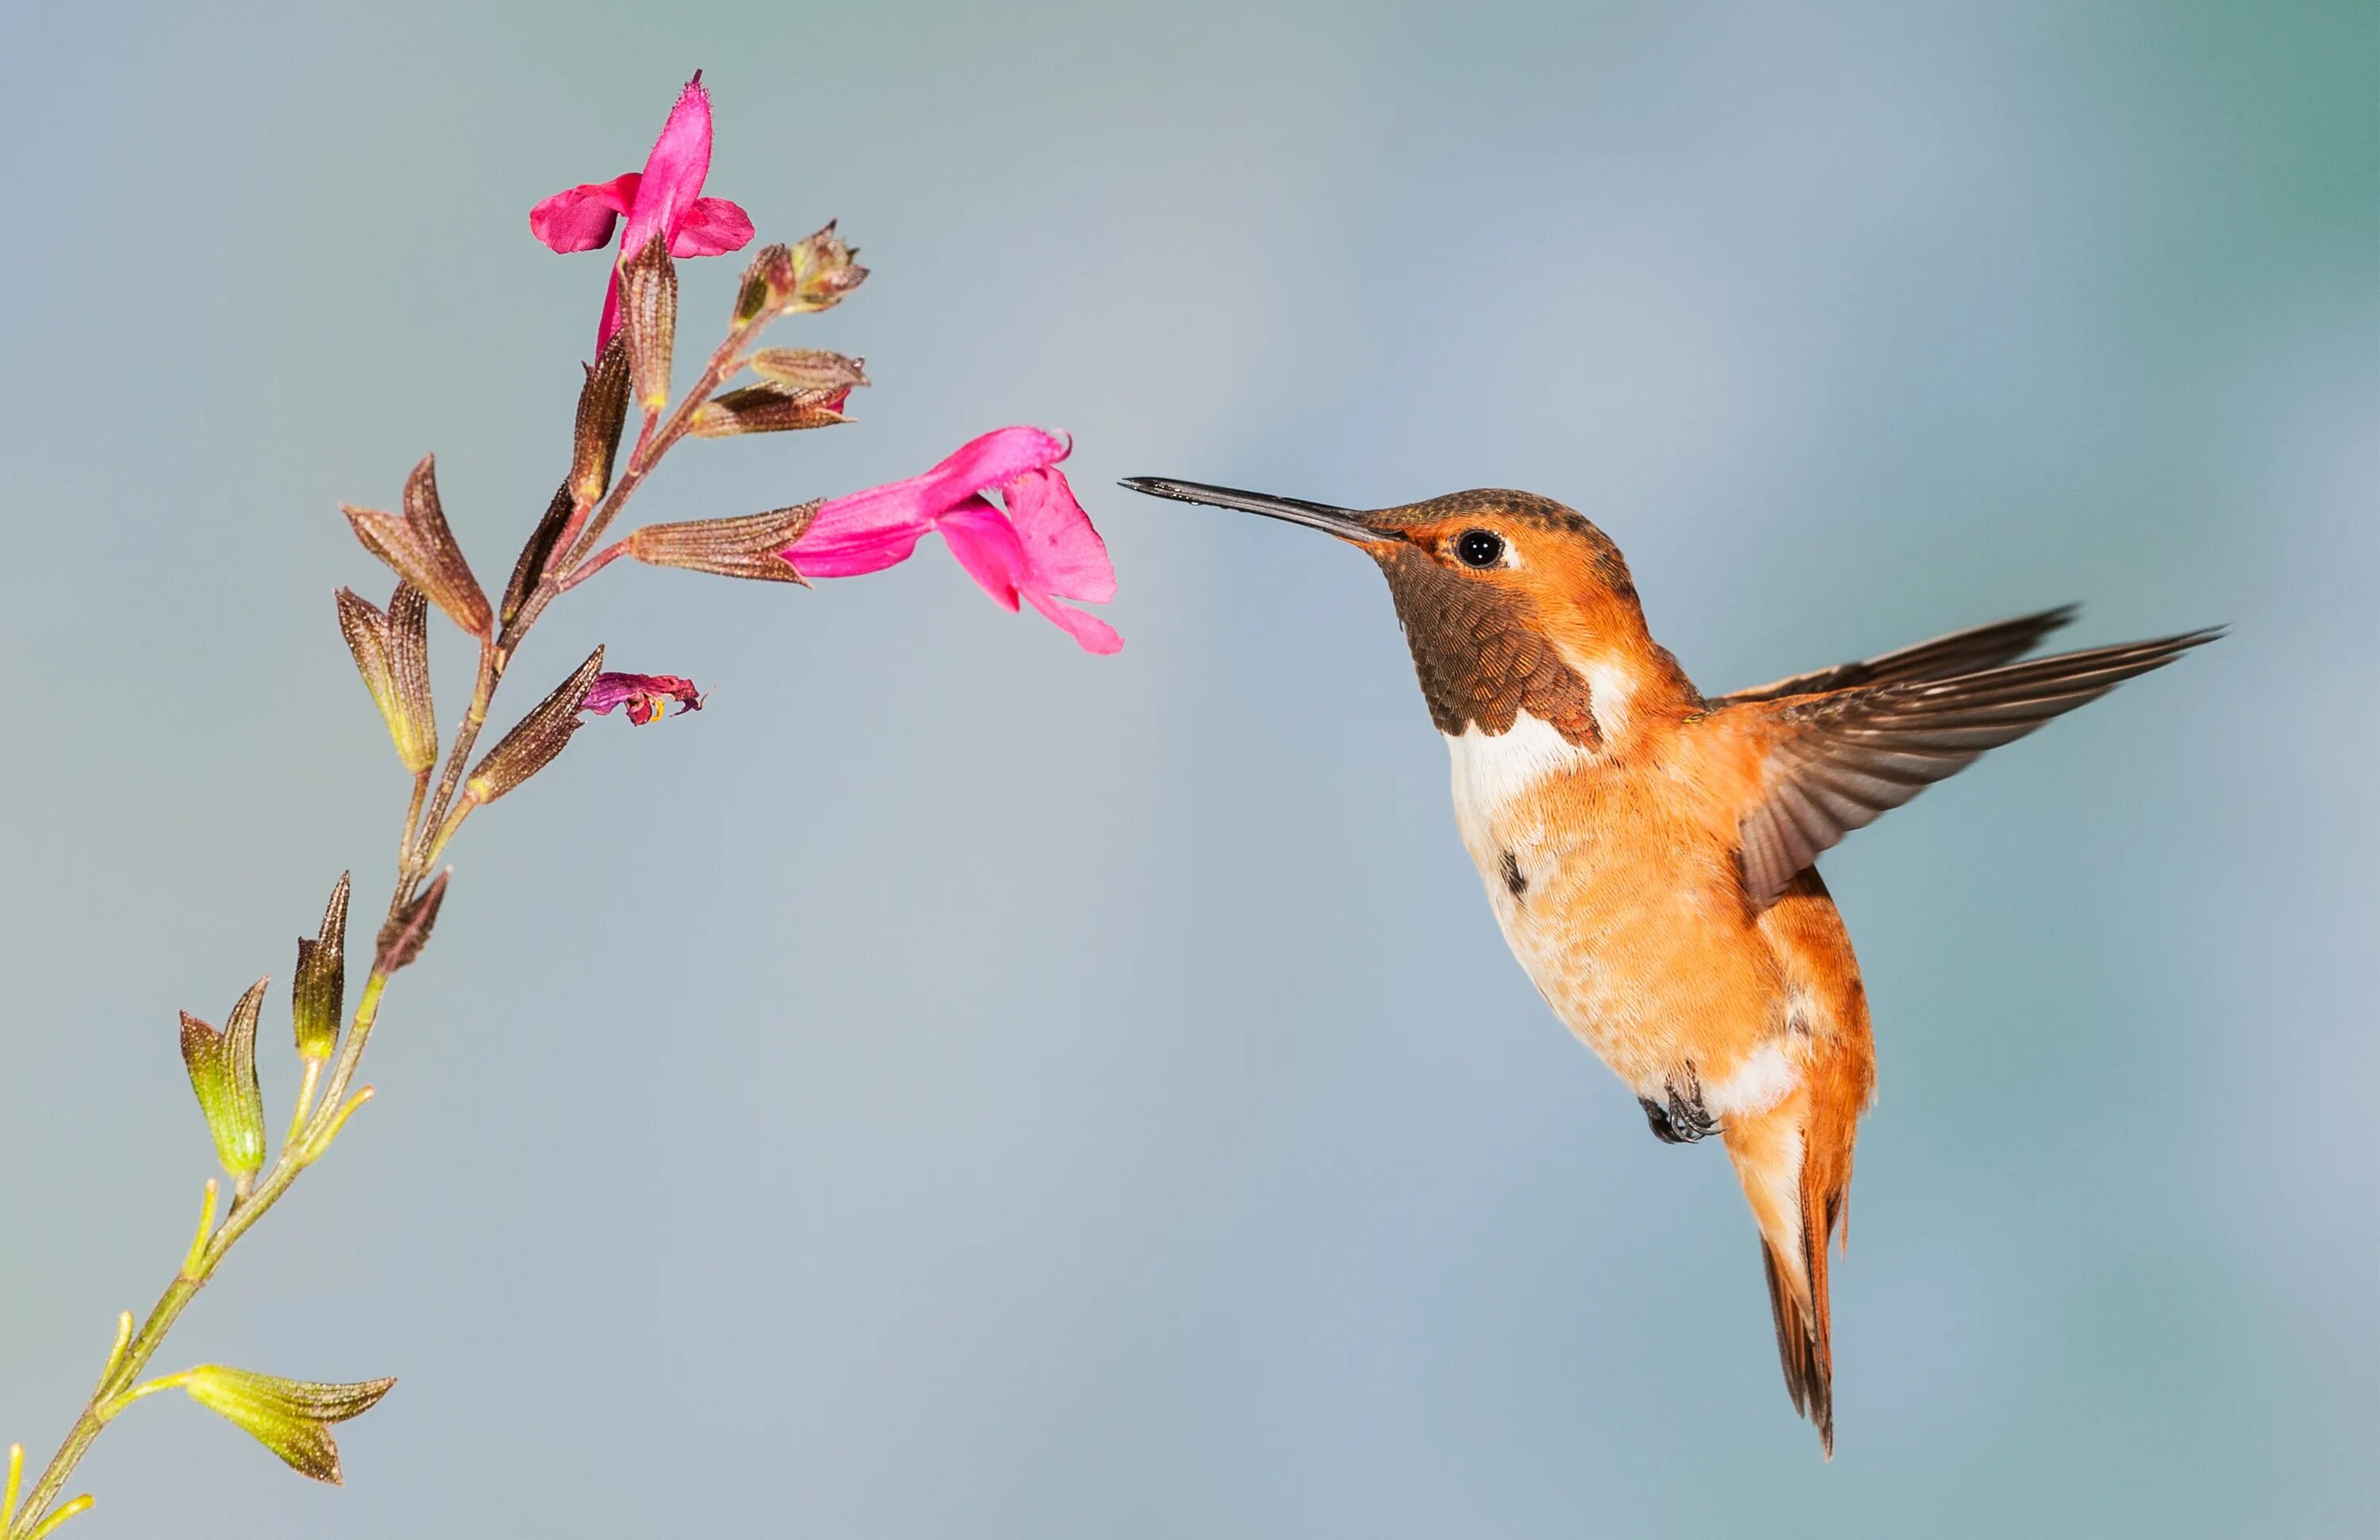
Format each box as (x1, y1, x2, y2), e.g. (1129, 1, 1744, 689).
(342, 455, 493, 638)
(374, 870, 448, 976)
(627, 503, 820, 584)
(179, 980, 268, 1180)
(464, 647, 605, 804)
(620, 234, 678, 413)
(747, 348, 868, 394)
(334, 587, 438, 774)
(291, 874, 350, 1066)
(573, 334, 632, 505)
(501, 483, 574, 632)
(688, 384, 851, 438)
(731, 242, 796, 326)
(180, 1365, 395, 1485)
(786, 221, 867, 313)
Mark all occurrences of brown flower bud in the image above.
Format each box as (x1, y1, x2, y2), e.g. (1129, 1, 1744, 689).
(620, 234, 678, 413)
(573, 334, 632, 506)
(787, 221, 867, 313)
(627, 503, 819, 584)
(464, 647, 605, 804)
(501, 483, 574, 632)
(747, 348, 868, 394)
(333, 586, 437, 774)
(342, 455, 493, 638)
(731, 242, 796, 326)
(374, 870, 449, 976)
(292, 873, 350, 1066)
(688, 384, 852, 438)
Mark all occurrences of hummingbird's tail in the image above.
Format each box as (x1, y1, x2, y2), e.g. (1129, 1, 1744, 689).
(1728, 870, 1877, 1459)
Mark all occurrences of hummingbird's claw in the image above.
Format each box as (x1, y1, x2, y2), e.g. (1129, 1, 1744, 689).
(1641, 1069, 1719, 1145)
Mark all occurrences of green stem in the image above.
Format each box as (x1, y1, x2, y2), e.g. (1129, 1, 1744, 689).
(5, 298, 751, 1540)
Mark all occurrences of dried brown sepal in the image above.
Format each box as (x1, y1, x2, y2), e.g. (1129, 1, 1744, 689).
(465, 646, 605, 804)
(689, 385, 852, 438)
(180, 980, 269, 1178)
(332, 588, 433, 774)
(787, 221, 868, 313)
(181, 1365, 396, 1485)
(747, 348, 869, 393)
(573, 334, 632, 505)
(628, 502, 820, 584)
(501, 483, 574, 630)
(382, 583, 436, 767)
(374, 870, 448, 976)
(342, 455, 493, 638)
(620, 235, 678, 413)
(731, 242, 796, 326)
(292, 873, 350, 1065)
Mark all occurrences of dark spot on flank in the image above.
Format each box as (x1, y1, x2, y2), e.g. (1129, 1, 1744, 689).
(1499, 849, 1526, 898)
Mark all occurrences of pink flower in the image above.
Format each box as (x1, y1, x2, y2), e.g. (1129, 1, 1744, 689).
(584, 673, 704, 726)
(530, 72, 755, 351)
(785, 427, 1123, 654)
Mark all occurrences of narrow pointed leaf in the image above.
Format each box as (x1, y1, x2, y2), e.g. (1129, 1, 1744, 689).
(292, 874, 350, 1064)
(374, 870, 448, 975)
(466, 647, 605, 803)
(628, 503, 819, 584)
(182, 1365, 396, 1485)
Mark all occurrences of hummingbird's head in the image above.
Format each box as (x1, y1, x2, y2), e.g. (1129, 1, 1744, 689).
(1122, 478, 1685, 746)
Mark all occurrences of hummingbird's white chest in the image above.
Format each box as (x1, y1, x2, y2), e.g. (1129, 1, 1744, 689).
(1443, 707, 1794, 1112)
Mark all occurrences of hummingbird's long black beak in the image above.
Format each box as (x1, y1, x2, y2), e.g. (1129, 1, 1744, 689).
(1119, 477, 1394, 546)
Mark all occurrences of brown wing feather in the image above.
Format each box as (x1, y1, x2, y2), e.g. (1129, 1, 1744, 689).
(1716, 605, 2079, 705)
(1733, 628, 2219, 907)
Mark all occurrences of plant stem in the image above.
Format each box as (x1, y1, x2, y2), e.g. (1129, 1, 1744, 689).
(5, 302, 747, 1540)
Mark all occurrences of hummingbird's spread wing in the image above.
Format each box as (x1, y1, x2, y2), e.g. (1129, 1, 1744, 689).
(1730, 628, 2220, 907)
(1713, 606, 2079, 705)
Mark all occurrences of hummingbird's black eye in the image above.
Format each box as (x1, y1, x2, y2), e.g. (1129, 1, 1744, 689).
(1454, 528, 1506, 568)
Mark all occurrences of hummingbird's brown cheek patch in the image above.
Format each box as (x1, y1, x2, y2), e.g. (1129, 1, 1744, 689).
(1378, 547, 1602, 747)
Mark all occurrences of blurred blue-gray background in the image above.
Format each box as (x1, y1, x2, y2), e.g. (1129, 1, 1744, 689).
(3, 2, 2371, 1535)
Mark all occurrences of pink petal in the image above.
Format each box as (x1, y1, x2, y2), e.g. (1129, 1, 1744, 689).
(584, 672, 704, 723)
(1022, 589, 1125, 654)
(528, 173, 640, 252)
(594, 265, 626, 354)
(671, 196, 755, 258)
(783, 518, 934, 579)
(936, 499, 1027, 613)
(618, 72, 715, 274)
(789, 426, 1066, 566)
(1000, 467, 1116, 604)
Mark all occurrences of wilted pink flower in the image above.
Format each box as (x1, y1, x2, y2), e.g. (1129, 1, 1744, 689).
(584, 673, 704, 726)
(530, 72, 755, 351)
(784, 427, 1122, 654)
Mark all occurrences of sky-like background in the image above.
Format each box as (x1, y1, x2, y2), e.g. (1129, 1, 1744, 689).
(2, 2, 2373, 1536)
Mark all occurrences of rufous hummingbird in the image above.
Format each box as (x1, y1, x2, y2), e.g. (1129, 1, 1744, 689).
(1123, 476, 2215, 1456)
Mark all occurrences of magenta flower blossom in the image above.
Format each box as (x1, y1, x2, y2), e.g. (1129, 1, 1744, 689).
(785, 427, 1122, 653)
(530, 72, 755, 351)
(584, 673, 704, 726)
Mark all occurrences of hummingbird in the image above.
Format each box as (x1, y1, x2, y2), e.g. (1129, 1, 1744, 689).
(1123, 475, 2215, 1456)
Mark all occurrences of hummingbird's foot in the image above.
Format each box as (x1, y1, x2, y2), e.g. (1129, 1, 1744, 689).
(1640, 1070, 1718, 1144)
